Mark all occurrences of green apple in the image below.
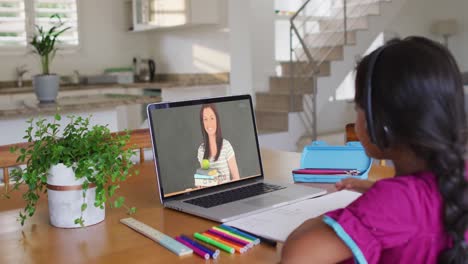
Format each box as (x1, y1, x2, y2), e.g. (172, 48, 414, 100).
(201, 159, 210, 170)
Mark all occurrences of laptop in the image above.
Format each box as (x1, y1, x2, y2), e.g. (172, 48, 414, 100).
(147, 94, 326, 222)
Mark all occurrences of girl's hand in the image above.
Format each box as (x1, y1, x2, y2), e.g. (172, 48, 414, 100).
(335, 178, 374, 193)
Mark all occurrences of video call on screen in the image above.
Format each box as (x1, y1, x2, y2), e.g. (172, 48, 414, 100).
(150, 99, 262, 197)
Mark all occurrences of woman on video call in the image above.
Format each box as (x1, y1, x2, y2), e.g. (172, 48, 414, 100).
(198, 103, 240, 183)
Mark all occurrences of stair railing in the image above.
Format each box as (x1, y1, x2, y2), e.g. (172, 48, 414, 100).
(289, 0, 384, 145)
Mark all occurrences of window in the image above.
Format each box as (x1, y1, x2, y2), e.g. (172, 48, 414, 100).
(34, 0, 79, 46)
(0, 0, 78, 48)
(0, 0, 27, 46)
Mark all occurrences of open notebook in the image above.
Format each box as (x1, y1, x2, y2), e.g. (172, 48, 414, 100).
(224, 190, 361, 243)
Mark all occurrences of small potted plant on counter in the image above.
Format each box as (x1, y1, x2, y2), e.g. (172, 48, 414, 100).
(6, 114, 137, 228)
(30, 14, 70, 103)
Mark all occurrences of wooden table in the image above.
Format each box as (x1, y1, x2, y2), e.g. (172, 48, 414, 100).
(0, 149, 394, 264)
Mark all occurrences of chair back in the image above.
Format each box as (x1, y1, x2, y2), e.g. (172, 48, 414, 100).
(0, 141, 31, 189)
(119, 128, 152, 163)
(345, 123, 359, 142)
(0, 128, 152, 188)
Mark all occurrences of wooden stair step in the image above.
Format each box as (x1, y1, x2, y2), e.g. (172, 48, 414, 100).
(331, 0, 389, 8)
(330, 3, 380, 17)
(270, 76, 315, 94)
(257, 129, 288, 135)
(256, 93, 303, 112)
(294, 46, 344, 62)
(255, 110, 289, 132)
(261, 88, 311, 95)
(304, 31, 356, 47)
(280, 61, 330, 77)
(318, 17, 368, 32)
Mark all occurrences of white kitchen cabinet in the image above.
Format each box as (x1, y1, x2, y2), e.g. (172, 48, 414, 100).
(125, 88, 144, 95)
(58, 89, 101, 98)
(1, 87, 147, 146)
(11, 92, 35, 102)
(160, 84, 228, 102)
(0, 95, 11, 106)
(131, 0, 219, 31)
(98, 88, 126, 95)
(0, 110, 119, 146)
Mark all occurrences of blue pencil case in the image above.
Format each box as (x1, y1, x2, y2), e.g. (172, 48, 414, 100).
(292, 141, 372, 183)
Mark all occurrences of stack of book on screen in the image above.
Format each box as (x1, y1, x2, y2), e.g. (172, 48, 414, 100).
(193, 168, 220, 187)
(178, 225, 261, 259)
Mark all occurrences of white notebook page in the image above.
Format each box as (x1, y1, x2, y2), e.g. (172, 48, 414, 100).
(224, 190, 362, 243)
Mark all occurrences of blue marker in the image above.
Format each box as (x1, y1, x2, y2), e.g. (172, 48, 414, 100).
(219, 224, 260, 245)
(180, 235, 220, 259)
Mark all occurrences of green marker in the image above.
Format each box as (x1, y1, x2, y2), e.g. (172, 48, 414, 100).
(194, 232, 235, 254)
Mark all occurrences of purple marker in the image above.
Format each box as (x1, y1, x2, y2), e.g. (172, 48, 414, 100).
(175, 237, 210, 259)
(180, 235, 220, 259)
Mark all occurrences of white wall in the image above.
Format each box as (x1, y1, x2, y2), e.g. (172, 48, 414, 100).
(0, 0, 151, 82)
(148, 0, 230, 75)
(228, 0, 276, 96)
(312, 0, 407, 135)
(249, 0, 276, 93)
(228, 0, 253, 95)
(387, 0, 468, 71)
(149, 0, 275, 96)
(147, 0, 275, 99)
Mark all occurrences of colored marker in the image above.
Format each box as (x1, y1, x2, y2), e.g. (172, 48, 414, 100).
(194, 232, 235, 254)
(213, 226, 255, 247)
(293, 168, 361, 175)
(203, 232, 246, 254)
(202, 232, 247, 254)
(207, 229, 251, 247)
(212, 226, 253, 244)
(220, 224, 260, 245)
(175, 237, 209, 260)
(180, 235, 220, 259)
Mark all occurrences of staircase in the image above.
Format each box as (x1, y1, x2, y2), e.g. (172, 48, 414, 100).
(255, 61, 330, 133)
(255, 0, 407, 151)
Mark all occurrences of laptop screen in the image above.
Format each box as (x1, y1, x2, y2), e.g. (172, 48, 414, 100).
(147, 95, 263, 198)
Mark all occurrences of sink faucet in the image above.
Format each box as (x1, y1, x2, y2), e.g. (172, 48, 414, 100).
(72, 70, 80, 84)
(16, 65, 28, 88)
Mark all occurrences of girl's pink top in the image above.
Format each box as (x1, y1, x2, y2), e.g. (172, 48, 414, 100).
(324, 172, 453, 264)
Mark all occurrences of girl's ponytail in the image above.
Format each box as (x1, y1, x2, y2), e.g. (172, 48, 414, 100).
(433, 143, 468, 263)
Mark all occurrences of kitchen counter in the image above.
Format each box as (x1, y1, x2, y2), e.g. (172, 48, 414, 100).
(0, 73, 229, 95)
(0, 73, 229, 146)
(0, 82, 169, 95)
(0, 81, 227, 95)
(0, 93, 161, 120)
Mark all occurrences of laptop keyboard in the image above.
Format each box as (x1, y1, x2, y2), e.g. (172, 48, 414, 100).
(184, 183, 286, 208)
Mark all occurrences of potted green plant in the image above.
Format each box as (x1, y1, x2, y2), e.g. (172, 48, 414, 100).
(30, 14, 70, 103)
(6, 114, 137, 228)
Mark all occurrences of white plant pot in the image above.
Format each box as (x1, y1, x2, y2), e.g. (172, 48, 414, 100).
(47, 164, 105, 228)
(33, 74, 59, 103)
